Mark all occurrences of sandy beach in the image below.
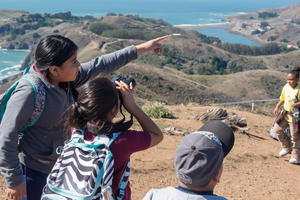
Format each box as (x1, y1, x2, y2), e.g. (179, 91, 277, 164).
(174, 22, 231, 29)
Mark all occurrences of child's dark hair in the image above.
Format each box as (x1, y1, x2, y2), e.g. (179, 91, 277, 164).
(288, 67, 300, 79)
(68, 77, 119, 130)
(35, 35, 78, 79)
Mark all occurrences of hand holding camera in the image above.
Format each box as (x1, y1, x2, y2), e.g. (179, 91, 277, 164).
(113, 75, 138, 113)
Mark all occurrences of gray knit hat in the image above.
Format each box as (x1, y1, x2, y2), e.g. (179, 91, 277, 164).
(174, 120, 234, 187)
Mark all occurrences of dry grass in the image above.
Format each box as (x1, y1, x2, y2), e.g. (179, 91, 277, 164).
(1, 105, 300, 200)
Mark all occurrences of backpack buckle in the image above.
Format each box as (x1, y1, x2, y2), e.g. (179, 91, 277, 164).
(56, 146, 63, 155)
(118, 189, 125, 199)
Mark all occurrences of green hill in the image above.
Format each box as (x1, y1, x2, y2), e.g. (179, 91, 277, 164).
(0, 9, 298, 105)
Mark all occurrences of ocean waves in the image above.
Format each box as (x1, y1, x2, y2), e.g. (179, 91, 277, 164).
(0, 49, 28, 80)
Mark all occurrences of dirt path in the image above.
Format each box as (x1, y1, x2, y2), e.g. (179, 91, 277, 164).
(0, 105, 299, 200)
(130, 105, 300, 200)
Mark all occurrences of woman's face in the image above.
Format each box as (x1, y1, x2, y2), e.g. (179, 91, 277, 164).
(56, 52, 80, 82)
(287, 73, 299, 88)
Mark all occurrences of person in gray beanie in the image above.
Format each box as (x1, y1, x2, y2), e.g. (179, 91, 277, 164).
(143, 120, 235, 200)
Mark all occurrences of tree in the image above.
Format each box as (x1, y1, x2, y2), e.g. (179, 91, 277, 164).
(210, 56, 227, 74)
(260, 21, 269, 29)
(258, 12, 278, 19)
(32, 33, 41, 39)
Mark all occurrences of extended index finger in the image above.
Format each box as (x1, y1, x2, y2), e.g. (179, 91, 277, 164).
(152, 35, 169, 43)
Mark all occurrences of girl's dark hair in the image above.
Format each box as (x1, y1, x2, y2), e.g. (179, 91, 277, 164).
(289, 67, 300, 79)
(35, 35, 78, 79)
(68, 77, 119, 131)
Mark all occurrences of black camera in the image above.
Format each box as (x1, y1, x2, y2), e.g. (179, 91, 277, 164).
(110, 75, 136, 133)
(112, 75, 136, 88)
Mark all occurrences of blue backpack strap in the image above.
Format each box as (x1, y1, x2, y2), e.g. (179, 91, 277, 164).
(18, 73, 46, 133)
(0, 80, 21, 120)
(71, 131, 121, 150)
(0, 67, 32, 120)
(107, 132, 121, 146)
(23, 66, 30, 75)
(104, 131, 130, 200)
(116, 161, 130, 200)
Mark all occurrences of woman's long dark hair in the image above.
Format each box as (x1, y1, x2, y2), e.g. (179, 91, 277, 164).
(68, 77, 119, 132)
(34, 35, 78, 80)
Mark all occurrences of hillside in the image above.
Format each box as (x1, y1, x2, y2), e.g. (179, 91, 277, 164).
(1, 9, 300, 104)
(0, 105, 299, 199)
(1, 8, 300, 199)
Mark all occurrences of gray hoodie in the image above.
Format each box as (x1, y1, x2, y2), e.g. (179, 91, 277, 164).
(0, 45, 137, 187)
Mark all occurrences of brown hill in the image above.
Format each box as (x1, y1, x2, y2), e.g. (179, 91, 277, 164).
(0, 10, 299, 105)
(1, 105, 299, 199)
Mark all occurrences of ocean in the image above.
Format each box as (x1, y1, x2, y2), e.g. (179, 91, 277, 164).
(1, 0, 300, 79)
(0, 49, 29, 79)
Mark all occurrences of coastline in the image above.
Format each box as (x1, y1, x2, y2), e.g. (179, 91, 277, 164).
(0, 49, 29, 82)
(0, 47, 30, 51)
(174, 22, 231, 29)
(225, 26, 265, 44)
(0, 71, 22, 84)
(175, 21, 264, 45)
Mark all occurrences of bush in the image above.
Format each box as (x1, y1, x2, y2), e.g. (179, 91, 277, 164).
(32, 32, 40, 39)
(217, 42, 289, 56)
(260, 21, 269, 29)
(280, 39, 289, 43)
(258, 12, 278, 19)
(144, 104, 175, 119)
(89, 22, 117, 35)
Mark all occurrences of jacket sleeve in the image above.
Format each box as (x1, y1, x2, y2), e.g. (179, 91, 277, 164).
(0, 80, 35, 187)
(73, 45, 137, 88)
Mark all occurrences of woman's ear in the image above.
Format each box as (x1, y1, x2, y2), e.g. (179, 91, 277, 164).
(48, 66, 60, 77)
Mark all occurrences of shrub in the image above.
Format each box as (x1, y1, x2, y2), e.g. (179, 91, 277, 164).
(89, 22, 117, 35)
(143, 104, 175, 119)
(258, 12, 278, 19)
(280, 39, 288, 43)
(260, 21, 269, 29)
(32, 32, 41, 39)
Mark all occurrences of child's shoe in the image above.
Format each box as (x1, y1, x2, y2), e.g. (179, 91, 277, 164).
(278, 149, 290, 157)
(289, 157, 299, 165)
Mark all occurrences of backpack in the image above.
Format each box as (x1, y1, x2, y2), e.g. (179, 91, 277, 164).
(41, 129, 130, 200)
(0, 66, 46, 134)
(292, 89, 300, 121)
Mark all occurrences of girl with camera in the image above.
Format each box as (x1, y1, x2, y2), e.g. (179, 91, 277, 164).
(48, 77, 162, 199)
